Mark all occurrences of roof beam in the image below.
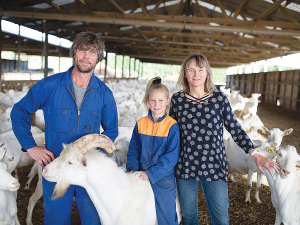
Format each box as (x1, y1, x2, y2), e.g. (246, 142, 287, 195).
(3, 8, 300, 29)
(215, 0, 228, 19)
(109, 0, 124, 14)
(254, 0, 285, 21)
(3, 9, 300, 36)
(150, 0, 164, 15)
(232, 0, 248, 19)
(138, 0, 148, 15)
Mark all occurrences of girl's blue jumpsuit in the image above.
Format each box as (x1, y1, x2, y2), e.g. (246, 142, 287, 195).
(126, 112, 180, 225)
(11, 66, 118, 225)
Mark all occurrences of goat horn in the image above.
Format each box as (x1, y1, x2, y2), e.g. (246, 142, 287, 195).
(71, 134, 116, 154)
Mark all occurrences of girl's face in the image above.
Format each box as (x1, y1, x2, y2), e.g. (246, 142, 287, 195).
(148, 90, 170, 119)
(185, 60, 208, 89)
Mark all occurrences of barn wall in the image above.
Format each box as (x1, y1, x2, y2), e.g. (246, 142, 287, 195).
(227, 70, 300, 113)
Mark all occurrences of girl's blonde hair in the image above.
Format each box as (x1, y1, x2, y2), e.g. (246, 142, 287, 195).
(177, 53, 216, 93)
(142, 77, 170, 112)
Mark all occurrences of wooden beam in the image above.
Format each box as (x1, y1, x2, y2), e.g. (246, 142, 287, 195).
(3, 9, 300, 37)
(109, 0, 124, 14)
(102, 35, 300, 53)
(3, 9, 300, 29)
(87, 0, 103, 12)
(45, 0, 61, 10)
(138, 0, 148, 15)
(232, 0, 248, 19)
(150, 0, 164, 15)
(195, 0, 207, 17)
(127, 54, 244, 66)
(273, 0, 297, 23)
(254, 0, 285, 21)
(215, 0, 228, 19)
(170, 0, 184, 16)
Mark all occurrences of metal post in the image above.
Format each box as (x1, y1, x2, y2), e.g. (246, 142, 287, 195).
(0, 17, 2, 80)
(104, 52, 108, 82)
(114, 54, 117, 79)
(122, 55, 124, 78)
(44, 25, 49, 78)
(129, 57, 131, 78)
(137, 60, 140, 78)
(134, 58, 136, 78)
(59, 38, 62, 73)
(17, 25, 21, 72)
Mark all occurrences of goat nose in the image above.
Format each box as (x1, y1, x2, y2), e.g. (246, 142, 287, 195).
(13, 181, 19, 188)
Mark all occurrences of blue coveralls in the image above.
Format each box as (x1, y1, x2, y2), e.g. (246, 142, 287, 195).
(11, 66, 118, 225)
(126, 112, 180, 225)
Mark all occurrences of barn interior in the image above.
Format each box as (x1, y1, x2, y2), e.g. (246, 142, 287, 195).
(1, 1, 300, 225)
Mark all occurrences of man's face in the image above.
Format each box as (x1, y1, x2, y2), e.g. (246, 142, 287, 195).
(74, 46, 98, 73)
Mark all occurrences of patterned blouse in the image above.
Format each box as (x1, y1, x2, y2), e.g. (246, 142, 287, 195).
(169, 90, 255, 182)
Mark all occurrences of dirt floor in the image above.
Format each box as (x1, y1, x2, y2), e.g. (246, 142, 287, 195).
(16, 103, 300, 225)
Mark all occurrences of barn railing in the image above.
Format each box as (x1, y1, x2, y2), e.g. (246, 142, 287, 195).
(0, 77, 138, 93)
(227, 70, 300, 113)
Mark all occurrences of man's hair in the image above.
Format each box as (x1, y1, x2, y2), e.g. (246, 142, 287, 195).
(70, 32, 105, 62)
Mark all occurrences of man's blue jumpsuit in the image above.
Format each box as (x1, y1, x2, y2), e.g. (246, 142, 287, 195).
(126, 112, 180, 225)
(11, 66, 118, 225)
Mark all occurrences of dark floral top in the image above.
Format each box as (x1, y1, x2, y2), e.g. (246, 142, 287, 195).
(169, 90, 254, 181)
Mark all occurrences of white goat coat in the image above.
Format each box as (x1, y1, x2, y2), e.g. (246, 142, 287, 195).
(263, 145, 300, 225)
(0, 161, 20, 225)
(43, 150, 159, 225)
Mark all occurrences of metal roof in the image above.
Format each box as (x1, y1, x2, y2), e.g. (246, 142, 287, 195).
(1, 0, 300, 67)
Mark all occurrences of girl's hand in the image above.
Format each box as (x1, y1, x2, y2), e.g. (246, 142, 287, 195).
(137, 171, 149, 181)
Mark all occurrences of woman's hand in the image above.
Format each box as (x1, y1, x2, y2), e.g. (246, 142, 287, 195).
(251, 151, 280, 176)
(137, 171, 149, 181)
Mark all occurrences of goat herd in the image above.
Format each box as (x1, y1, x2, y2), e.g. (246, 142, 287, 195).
(0, 79, 299, 225)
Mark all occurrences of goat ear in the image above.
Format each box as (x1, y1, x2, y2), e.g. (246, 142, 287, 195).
(261, 126, 269, 134)
(282, 128, 293, 136)
(81, 157, 87, 167)
(0, 149, 6, 161)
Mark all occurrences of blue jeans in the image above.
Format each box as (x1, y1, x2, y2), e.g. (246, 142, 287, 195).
(177, 178, 229, 225)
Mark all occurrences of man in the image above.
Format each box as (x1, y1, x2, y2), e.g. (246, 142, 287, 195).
(11, 32, 118, 225)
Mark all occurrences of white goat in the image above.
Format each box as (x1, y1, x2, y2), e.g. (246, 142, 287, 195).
(252, 126, 293, 148)
(231, 94, 249, 113)
(240, 115, 264, 140)
(238, 93, 261, 119)
(5, 132, 45, 179)
(225, 137, 277, 203)
(263, 144, 300, 225)
(42, 134, 181, 225)
(0, 107, 12, 133)
(0, 139, 14, 162)
(25, 161, 43, 225)
(111, 137, 130, 168)
(0, 153, 20, 225)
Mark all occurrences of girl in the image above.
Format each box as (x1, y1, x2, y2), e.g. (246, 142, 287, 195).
(126, 77, 180, 225)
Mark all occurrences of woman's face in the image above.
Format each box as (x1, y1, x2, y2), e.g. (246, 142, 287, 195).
(185, 60, 208, 89)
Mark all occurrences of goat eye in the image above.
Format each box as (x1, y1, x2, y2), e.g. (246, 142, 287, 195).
(68, 161, 73, 165)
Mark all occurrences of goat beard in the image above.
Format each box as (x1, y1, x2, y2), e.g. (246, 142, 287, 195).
(52, 179, 71, 200)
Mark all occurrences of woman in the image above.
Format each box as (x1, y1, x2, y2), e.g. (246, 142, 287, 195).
(169, 53, 279, 225)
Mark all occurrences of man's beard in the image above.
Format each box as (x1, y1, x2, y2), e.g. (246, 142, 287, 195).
(75, 60, 96, 73)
